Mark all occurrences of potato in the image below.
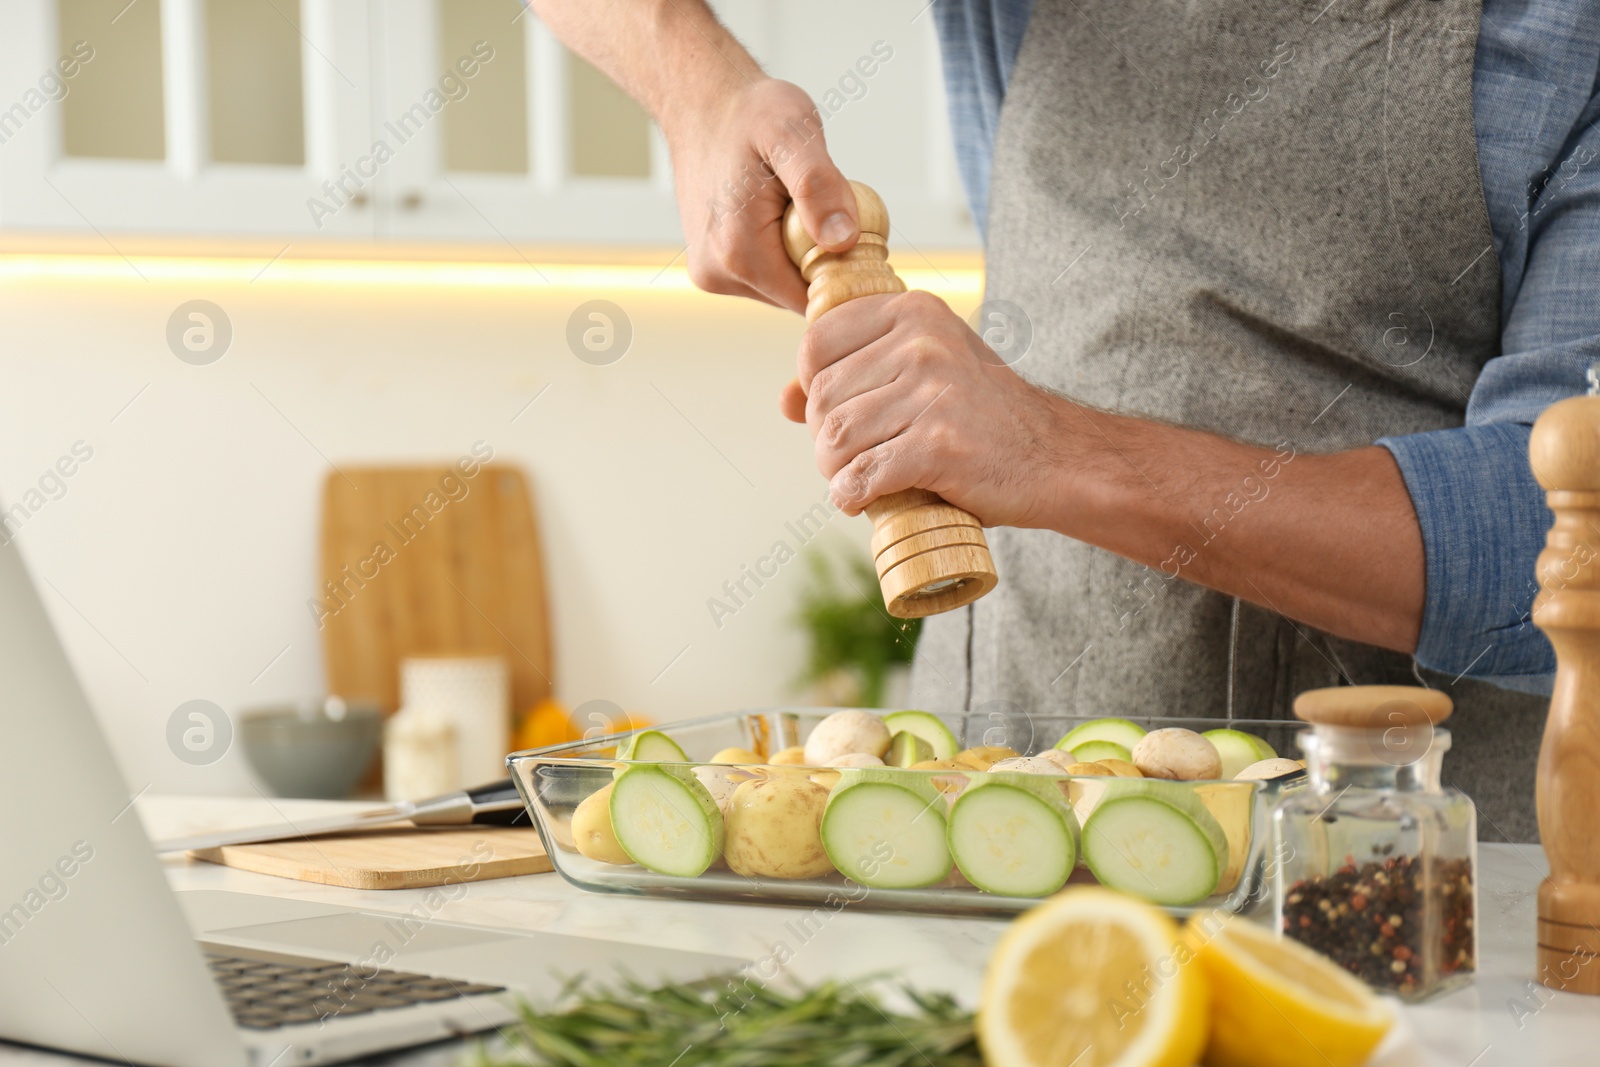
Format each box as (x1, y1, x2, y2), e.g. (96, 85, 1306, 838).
(769, 746, 808, 765)
(952, 745, 1021, 770)
(1131, 728, 1222, 780)
(808, 770, 841, 790)
(571, 784, 632, 865)
(1095, 759, 1143, 778)
(1234, 757, 1305, 781)
(723, 777, 834, 879)
(990, 756, 1066, 775)
(1065, 761, 1114, 776)
(907, 758, 968, 797)
(709, 746, 764, 765)
(803, 710, 891, 766)
(692, 765, 748, 811)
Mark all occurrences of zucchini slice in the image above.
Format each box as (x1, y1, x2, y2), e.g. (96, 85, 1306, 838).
(882, 711, 960, 761)
(1069, 739, 1133, 764)
(1201, 728, 1277, 780)
(1081, 782, 1227, 906)
(1054, 717, 1147, 752)
(617, 729, 689, 763)
(947, 777, 1078, 897)
(821, 771, 951, 889)
(609, 765, 723, 877)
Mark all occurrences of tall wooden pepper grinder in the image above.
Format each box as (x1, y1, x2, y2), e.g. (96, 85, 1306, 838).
(1530, 387, 1600, 994)
(782, 182, 998, 618)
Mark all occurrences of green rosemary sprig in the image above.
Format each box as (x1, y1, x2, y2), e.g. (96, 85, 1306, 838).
(465, 973, 982, 1067)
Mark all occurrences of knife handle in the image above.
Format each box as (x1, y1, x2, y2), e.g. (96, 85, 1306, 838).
(465, 778, 531, 826)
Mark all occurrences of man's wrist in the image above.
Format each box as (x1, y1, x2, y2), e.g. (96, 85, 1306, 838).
(1017, 389, 1101, 534)
(643, 2, 765, 135)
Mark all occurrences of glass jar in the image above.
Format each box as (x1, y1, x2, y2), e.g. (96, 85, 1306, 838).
(1272, 686, 1477, 1001)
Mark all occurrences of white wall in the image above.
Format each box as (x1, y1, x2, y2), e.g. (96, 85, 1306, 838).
(0, 268, 977, 795)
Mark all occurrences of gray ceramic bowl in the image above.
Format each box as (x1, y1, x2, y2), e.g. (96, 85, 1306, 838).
(240, 699, 382, 799)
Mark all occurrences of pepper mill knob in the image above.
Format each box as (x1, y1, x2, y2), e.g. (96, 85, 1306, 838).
(1530, 394, 1600, 995)
(782, 181, 998, 618)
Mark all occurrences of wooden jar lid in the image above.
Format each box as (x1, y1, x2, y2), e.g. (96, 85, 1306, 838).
(1292, 685, 1453, 728)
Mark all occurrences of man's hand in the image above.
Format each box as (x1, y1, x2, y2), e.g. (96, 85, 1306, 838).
(780, 290, 1073, 527)
(783, 288, 1427, 653)
(666, 78, 860, 313)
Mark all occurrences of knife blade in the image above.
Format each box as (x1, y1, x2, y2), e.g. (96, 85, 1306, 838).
(152, 778, 529, 853)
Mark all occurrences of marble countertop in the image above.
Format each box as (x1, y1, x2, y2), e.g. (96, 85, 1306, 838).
(3, 796, 1595, 1066)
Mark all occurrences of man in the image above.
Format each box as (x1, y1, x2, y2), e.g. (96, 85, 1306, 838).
(534, 0, 1598, 841)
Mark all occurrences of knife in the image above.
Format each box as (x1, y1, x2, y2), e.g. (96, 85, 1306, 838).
(152, 778, 529, 853)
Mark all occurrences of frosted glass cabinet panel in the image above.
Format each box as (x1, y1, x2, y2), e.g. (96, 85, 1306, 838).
(437, 0, 527, 175)
(206, 0, 306, 166)
(568, 56, 651, 180)
(58, 0, 166, 160)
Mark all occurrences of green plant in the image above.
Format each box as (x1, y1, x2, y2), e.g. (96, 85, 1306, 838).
(466, 973, 980, 1067)
(792, 550, 921, 707)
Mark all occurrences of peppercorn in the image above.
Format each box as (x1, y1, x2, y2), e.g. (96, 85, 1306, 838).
(1279, 854, 1474, 997)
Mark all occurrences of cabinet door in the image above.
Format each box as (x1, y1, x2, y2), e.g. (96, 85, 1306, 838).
(377, 0, 677, 245)
(0, 0, 376, 237)
(377, 0, 974, 249)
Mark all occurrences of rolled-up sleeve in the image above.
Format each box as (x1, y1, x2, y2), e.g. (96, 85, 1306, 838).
(1379, 423, 1555, 692)
(1376, 53, 1600, 693)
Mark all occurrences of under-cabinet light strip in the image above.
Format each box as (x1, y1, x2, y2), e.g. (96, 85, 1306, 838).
(0, 254, 985, 298)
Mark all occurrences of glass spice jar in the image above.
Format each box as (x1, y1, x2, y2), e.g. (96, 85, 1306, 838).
(1271, 685, 1477, 1002)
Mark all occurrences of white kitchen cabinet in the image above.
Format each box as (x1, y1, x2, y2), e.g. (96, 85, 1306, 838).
(0, 0, 977, 248)
(0, 0, 379, 238)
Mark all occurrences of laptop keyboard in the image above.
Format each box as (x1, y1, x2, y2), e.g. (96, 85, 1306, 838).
(202, 945, 505, 1031)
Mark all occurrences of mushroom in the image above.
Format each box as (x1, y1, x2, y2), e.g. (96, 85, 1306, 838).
(832, 752, 886, 769)
(1033, 748, 1079, 773)
(692, 765, 748, 811)
(803, 710, 891, 766)
(1131, 728, 1223, 780)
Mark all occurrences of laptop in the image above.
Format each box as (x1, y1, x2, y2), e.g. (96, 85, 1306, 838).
(0, 528, 746, 1066)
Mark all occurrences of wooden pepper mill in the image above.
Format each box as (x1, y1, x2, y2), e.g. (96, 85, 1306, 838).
(782, 181, 998, 618)
(1530, 392, 1600, 994)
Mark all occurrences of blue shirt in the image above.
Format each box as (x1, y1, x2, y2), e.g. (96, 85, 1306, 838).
(932, 0, 1600, 694)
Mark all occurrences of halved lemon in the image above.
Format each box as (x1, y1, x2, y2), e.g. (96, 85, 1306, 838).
(1188, 915, 1392, 1067)
(979, 887, 1209, 1067)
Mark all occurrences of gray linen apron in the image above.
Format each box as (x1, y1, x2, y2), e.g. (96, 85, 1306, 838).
(909, 0, 1547, 841)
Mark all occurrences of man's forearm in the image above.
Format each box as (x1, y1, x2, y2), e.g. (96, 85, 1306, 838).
(530, 0, 761, 131)
(1034, 397, 1426, 653)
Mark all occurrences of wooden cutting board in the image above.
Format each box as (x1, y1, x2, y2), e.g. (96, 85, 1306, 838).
(318, 464, 553, 722)
(189, 827, 552, 890)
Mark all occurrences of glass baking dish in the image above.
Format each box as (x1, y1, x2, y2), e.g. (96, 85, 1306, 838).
(506, 708, 1306, 918)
